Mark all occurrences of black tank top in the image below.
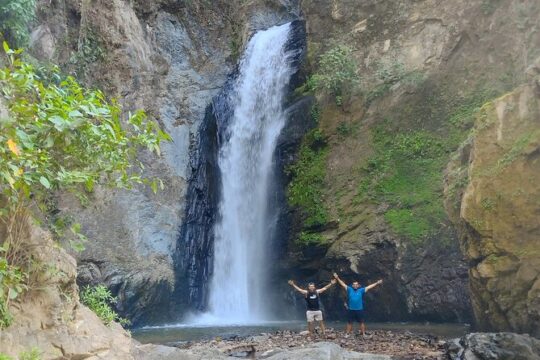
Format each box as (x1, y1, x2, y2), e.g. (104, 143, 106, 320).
(305, 290, 320, 311)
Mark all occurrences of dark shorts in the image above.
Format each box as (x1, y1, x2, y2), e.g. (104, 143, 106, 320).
(347, 309, 365, 323)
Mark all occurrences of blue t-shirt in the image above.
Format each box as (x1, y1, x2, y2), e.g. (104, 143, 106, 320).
(347, 286, 366, 310)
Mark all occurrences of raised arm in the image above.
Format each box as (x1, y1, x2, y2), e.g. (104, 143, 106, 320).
(333, 273, 348, 290)
(365, 279, 383, 292)
(288, 280, 307, 295)
(317, 279, 337, 294)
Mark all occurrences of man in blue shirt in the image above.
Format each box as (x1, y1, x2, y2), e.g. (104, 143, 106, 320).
(333, 272, 383, 336)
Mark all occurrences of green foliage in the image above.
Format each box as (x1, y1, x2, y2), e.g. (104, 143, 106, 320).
(0, 42, 169, 213)
(448, 100, 487, 129)
(310, 103, 321, 123)
(445, 164, 469, 211)
(228, 22, 242, 61)
(384, 209, 434, 242)
(0, 347, 42, 360)
(68, 29, 105, 78)
(365, 82, 392, 105)
(375, 60, 406, 84)
(336, 121, 352, 137)
(481, 0, 501, 15)
(480, 197, 495, 211)
(298, 231, 325, 246)
(309, 45, 359, 100)
(357, 87, 501, 244)
(0, 0, 36, 48)
(365, 60, 425, 105)
(80, 285, 129, 326)
(357, 127, 451, 244)
(0, 244, 26, 328)
(18, 348, 40, 360)
(287, 128, 329, 244)
(492, 131, 538, 173)
(0, 43, 169, 328)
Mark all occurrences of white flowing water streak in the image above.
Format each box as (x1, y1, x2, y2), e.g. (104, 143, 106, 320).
(206, 22, 295, 324)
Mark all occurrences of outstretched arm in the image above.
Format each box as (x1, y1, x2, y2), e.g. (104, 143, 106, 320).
(288, 280, 307, 295)
(317, 279, 337, 294)
(365, 279, 383, 292)
(333, 273, 348, 290)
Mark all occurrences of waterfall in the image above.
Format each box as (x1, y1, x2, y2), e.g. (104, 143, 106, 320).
(198, 22, 297, 324)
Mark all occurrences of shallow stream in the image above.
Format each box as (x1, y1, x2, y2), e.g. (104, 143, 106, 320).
(132, 321, 470, 346)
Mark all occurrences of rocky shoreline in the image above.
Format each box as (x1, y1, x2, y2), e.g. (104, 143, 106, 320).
(176, 328, 447, 359)
(144, 329, 540, 360)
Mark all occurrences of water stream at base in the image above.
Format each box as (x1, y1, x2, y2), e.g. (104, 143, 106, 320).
(132, 322, 471, 345)
(195, 22, 297, 325)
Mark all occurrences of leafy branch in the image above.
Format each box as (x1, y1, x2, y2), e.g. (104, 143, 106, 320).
(0, 42, 171, 328)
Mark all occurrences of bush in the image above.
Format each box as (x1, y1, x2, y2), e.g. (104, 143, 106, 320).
(0, 0, 36, 48)
(336, 121, 352, 137)
(0, 347, 41, 360)
(80, 285, 129, 326)
(0, 244, 26, 328)
(310, 45, 359, 100)
(0, 43, 170, 328)
(365, 60, 425, 105)
(18, 349, 40, 360)
(298, 231, 325, 246)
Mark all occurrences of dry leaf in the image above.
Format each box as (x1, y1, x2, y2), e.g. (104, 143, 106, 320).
(7, 138, 20, 156)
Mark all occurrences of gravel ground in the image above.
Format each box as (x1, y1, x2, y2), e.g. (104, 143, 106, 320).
(179, 328, 448, 359)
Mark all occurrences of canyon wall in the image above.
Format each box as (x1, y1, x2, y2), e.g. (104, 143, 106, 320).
(25, 0, 540, 328)
(281, 0, 539, 323)
(30, 0, 301, 324)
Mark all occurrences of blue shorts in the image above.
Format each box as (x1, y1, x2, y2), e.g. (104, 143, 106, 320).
(347, 309, 365, 323)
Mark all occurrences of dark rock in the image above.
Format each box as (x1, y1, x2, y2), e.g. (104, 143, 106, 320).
(172, 102, 221, 313)
(398, 237, 473, 323)
(77, 261, 102, 286)
(446, 333, 540, 360)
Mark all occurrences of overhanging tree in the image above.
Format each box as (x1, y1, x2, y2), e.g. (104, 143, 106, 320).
(0, 43, 171, 327)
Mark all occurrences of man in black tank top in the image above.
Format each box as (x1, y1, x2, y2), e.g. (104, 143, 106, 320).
(288, 279, 336, 337)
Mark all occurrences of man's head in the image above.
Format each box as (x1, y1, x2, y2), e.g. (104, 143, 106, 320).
(352, 280, 361, 289)
(308, 282, 316, 292)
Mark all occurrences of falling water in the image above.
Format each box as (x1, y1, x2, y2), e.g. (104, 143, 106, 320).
(204, 22, 297, 324)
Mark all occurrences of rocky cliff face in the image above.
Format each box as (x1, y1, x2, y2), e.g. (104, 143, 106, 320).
(30, 0, 301, 324)
(281, 0, 539, 323)
(0, 213, 133, 358)
(25, 0, 540, 329)
(444, 60, 540, 336)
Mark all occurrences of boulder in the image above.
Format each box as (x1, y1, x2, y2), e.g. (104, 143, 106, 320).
(263, 342, 391, 360)
(444, 75, 540, 335)
(446, 332, 540, 360)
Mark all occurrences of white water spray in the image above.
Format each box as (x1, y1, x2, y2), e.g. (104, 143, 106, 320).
(203, 22, 296, 324)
